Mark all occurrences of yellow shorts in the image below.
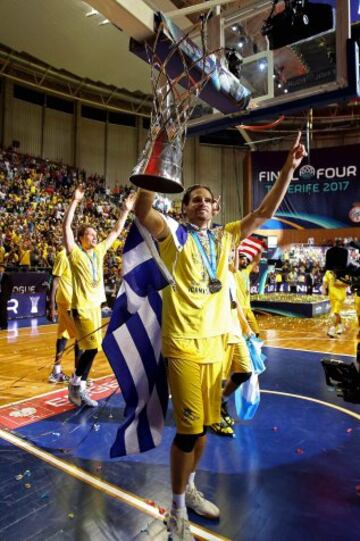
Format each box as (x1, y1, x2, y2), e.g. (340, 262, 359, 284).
(355, 296, 360, 317)
(223, 337, 252, 380)
(167, 357, 223, 434)
(72, 306, 103, 351)
(329, 297, 345, 315)
(162, 334, 228, 364)
(244, 308, 260, 335)
(57, 304, 77, 340)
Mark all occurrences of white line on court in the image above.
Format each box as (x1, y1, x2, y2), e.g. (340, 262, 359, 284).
(0, 428, 229, 541)
(263, 343, 355, 357)
(260, 389, 360, 421)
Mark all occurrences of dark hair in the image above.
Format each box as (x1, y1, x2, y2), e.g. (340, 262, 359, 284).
(77, 224, 96, 241)
(181, 184, 215, 215)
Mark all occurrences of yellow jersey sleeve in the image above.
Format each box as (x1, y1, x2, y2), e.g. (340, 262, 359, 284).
(53, 249, 73, 307)
(53, 250, 67, 277)
(224, 221, 241, 247)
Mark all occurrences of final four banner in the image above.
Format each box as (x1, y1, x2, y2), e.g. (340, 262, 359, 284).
(252, 144, 360, 229)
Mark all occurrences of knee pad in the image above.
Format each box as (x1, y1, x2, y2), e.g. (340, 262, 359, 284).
(174, 433, 201, 453)
(231, 371, 252, 386)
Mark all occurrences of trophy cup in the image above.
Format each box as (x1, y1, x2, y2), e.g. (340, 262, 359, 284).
(130, 12, 224, 194)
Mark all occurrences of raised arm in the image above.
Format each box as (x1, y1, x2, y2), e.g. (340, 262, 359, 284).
(250, 250, 263, 272)
(240, 132, 307, 239)
(134, 189, 170, 241)
(63, 185, 84, 254)
(105, 191, 137, 250)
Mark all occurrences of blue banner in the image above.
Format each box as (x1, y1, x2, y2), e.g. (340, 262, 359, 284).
(6, 271, 50, 319)
(7, 292, 47, 319)
(252, 144, 360, 229)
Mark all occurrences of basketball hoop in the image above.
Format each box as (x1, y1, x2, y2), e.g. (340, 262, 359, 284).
(130, 12, 223, 194)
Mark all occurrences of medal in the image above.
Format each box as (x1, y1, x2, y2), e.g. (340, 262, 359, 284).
(208, 278, 222, 294)
(82, 248, 99, 287)
(190, 229, 222, 295)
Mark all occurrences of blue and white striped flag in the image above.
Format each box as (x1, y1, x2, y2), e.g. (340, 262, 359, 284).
(103, 217, 187, 457)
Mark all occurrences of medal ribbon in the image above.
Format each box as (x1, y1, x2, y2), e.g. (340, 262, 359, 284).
(190, 230, 218, 282)
(82, 249, 98, 284)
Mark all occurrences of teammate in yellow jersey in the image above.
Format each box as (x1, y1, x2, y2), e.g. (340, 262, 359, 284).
(63, 185, 136, 408)
(234, 245, 263, 336)
(48, 248, 80, 383)
(135, 132, 306, 540)
(322, 269, 348, 338)
(210, 267, 254, 437)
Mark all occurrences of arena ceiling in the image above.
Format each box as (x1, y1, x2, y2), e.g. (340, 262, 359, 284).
(0, 0, 359, 145)
(0, 0, 153, 93)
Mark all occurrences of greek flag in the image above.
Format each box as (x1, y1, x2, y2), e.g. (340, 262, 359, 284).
(103, 217, 186, 457)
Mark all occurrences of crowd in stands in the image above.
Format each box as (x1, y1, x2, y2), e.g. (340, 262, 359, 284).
(1, 148, 358, 304)
(0, 148, 132, 301)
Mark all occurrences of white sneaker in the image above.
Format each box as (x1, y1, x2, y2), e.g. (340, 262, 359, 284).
(165, 508, 194, 541)
(336, 325, 344, 335)
(48, 370, 69, 384)
(79, 389, 98, 407)
(68, 383, 82, 407)
(185, 485, 220, 519)
(327, 326, 336, 338)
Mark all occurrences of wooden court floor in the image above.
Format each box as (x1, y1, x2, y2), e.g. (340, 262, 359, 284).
(0, 312, 358, 408)
(0, 311, 359, 541)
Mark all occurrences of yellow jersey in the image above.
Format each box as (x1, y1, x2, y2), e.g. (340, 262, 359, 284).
(52, 249, 73, 308)
(234, 266, 252, 309)
(68, 240, 108, 310)
(323, 270, 348, 302)
(158, 222, 241, 340)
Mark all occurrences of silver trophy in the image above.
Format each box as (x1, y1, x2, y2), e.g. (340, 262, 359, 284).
(29, 296, 40, 314)
(130, 13, 219, 194)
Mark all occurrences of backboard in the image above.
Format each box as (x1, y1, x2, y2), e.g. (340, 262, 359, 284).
(87, 1, 360, 135)
(187, 0, 360, 135)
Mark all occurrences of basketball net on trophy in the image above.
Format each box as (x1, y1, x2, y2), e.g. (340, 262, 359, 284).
(130, 13, 221, 194)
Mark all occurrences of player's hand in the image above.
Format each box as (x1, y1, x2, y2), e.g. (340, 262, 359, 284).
(286, 131, 307, 170)
(121, 190, 137, 212)
(49, 306, 57, 323)
(213, 195, 221, 215)
(73, 184, 85, 202)
(245, 327, 254, 339)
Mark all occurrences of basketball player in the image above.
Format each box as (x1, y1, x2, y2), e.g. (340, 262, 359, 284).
(48, 247, 80, 383)
(135, 133, 306, 540)
(64, 185, 136, 407)
(322, 269, 348, 338)
(210, 266, 254, 437)
(235, 243, 263, 336)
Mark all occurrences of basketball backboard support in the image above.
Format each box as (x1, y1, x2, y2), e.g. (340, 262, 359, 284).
(187, 0, 360, 135)
(129, 12, 252, 114)
(86, 0, 360, 135)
